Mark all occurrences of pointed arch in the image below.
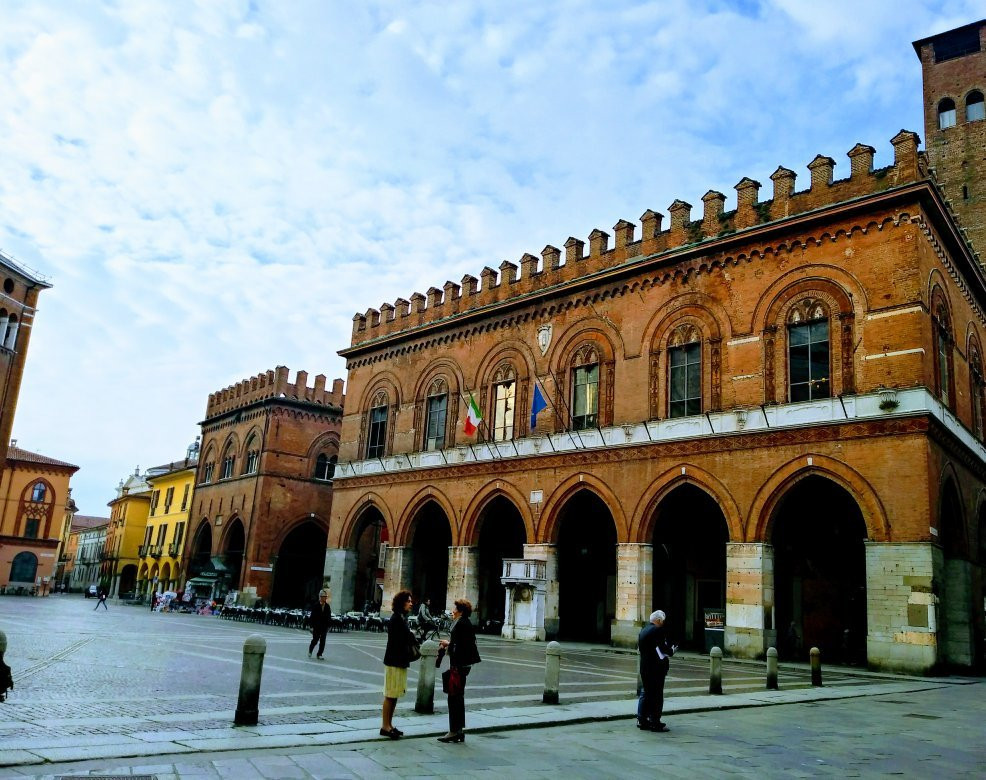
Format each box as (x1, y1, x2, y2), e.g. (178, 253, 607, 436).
(340, 494, 395, 550)
(749, 454, 890, 542)
(630, 464, 742, 544)
(539, 473, 628, 543)
(460, 480, 535, 547)
(395, 485, 458, 546)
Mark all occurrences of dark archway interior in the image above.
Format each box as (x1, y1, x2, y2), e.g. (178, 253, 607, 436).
(772, 476, 867, 664)
(410, 503, 452, 612)
(353, 508, 386, 611)
(271, 522, 328, 607)
(188, 523, 213, 580)
(118, 564, 138, 595)
(223, 519, 245, 590)
(652, 484, 729, 649)
(476, 496, 527, 628)
(557, 490, 617, 642)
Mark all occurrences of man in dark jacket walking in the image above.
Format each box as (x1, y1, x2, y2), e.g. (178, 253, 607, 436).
(308, 589, 331, 659)
(637, 609, 676, 732)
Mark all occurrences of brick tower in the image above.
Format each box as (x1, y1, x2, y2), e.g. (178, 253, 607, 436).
(914, 20, 986, 259)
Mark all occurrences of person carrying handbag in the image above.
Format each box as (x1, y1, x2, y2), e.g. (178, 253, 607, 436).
(380, 590, 417, 739)
(437, 598, 481, 743)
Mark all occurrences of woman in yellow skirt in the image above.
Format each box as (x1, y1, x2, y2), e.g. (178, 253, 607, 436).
(380, 589, 416, 738)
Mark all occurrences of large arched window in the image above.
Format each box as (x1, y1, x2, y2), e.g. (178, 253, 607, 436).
(31, 482, 46, 502)
(787, 298, 830, 402)
(570, 344, 600, 431)
(243, 435, 259, 475)
(10, 551, 38, 583)
(938, 97, 957, 129)
(967, 90, 985, 122)
(424, 377, 449, 451)
(932, 294, 954, 407)
(314, 453, 337, 481)
(668, 325, 702, 418)
(219, 443, 236, 480)
(365, 390, 389, 459)
(491, 363, 516, 441)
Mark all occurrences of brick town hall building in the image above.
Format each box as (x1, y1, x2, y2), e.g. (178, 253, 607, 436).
(327, 20, 986, 673)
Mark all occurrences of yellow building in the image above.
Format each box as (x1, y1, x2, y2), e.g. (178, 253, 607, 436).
(101, 469, 151, 598)
(0, 444, 79, 593)
(138, 450, 198, 597)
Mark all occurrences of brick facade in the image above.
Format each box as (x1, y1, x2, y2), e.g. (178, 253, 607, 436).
(328, 22, 986, 673)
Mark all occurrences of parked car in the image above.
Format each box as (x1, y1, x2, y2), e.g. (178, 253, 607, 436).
(86, 585, 98, 598)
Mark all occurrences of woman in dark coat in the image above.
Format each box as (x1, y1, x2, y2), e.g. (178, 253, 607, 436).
(380, 589, 416, 739)
(437, 598, 481, 743)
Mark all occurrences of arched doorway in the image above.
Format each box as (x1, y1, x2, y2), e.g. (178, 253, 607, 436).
(651, 484, 729, 649)
(556, 489, 617, 642)
(188, 521, 213, 580)
(771, 476, 868, 664)
(409, 502, 452, 612)
(222, 519, 246, 592)
(476, 496, 527, 627)
(939, 479, 974, 667)
(271, 522, 328, 607)
(353, 507, 387, 611)
(118, 563, 138, 596)
(9, 551, 37, 583)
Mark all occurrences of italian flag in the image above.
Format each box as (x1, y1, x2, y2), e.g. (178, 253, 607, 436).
(463, 392, 482, 435)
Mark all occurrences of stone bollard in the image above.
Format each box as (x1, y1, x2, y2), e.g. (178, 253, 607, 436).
(0, 629, 6, 653)
(766, 647, 778, 690)
(709, 646, 723, 695)
(543, 641, 561, 704)
(234, 635, 267, 726)
(810, 647, 822, 687)
(415, 640, 439, 714)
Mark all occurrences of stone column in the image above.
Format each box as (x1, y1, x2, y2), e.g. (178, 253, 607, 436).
(323, 547, 357, 614)
(612, 543, 652, 648)
(725, 543, 775, 658)
(446, 546, 479, 610)
(381, 546, 413, 617)
(942, 557, 976, 668)
(865, 542, 941, 674)
(501, 585, 516, 639)
(524, 543, 558, 639)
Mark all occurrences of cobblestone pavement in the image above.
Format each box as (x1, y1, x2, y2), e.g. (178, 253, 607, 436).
(0, 679, 981, 778)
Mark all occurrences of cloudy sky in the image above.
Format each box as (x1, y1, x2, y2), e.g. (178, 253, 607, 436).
(0, 0, 981, 516)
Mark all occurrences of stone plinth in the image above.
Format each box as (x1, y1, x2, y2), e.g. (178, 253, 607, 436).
(521, 544, 558, 638)
(324, 548, 356, 614)
(447, 546, 479, 609)
(611, 543, 652, 647)
(725, 543, 775, 658)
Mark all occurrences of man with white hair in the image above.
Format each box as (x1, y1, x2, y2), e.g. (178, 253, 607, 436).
(637, 609, 677, 732)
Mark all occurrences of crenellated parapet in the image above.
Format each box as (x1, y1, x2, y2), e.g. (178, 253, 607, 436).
(205, 366, 345, 419)
(349, 131, 926, 346)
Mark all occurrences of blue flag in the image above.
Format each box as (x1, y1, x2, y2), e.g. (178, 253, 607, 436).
(530, 382, 548, 429)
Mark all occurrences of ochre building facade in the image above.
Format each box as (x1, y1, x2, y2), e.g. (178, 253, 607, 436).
(329, 21, 986, 674)
(181, 366, 343, 606)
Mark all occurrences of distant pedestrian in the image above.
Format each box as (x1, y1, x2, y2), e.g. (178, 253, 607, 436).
(637, 609, 676, 732)
(308, 589, 331, 659)
(94, 590, 108, 610)
(380, 589, 416, 739)
(417, 597, 436, 641)
(437, 598, 481, 743)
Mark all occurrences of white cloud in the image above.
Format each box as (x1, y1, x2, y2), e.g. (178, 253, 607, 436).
(0, 0, 981, 513)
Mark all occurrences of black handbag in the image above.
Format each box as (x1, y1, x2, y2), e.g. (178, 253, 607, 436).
(442, 668, 464, 696)
(408, 636, 421, 662)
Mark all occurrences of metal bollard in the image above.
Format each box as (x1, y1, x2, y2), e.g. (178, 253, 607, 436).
(415, 640, 439, 714)
(543, 641, 561, 704)
(234, 635, 267, 725)
(709, 646, 723, 695)
(766, 647, 778, 690)
(810, 647, 822, 687)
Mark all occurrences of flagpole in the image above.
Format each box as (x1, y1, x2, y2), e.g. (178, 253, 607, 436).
(458, 390, 500, 460)
(531, 373, 576, 450)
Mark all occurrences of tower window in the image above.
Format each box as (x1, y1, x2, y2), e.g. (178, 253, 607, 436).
(966, 91, 985, 122)
(938, 98, 956, 129)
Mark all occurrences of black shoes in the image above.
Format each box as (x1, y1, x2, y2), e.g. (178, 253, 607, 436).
(437, 732, 465, 743)
(637, 721, 669, 732)
(380, 727, 403, 739)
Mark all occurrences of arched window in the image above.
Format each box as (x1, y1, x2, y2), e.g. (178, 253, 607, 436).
(202, 460, 215, 483)
(314, 453, 337, 480)
(492, 364, 516, 441)
(243, 436, 259, 475)
(31, 482, 46, 502)
(571, 344, 600, 431)
(9, 551, 38, 583)
(220, 446, 235, 480)
(4, 315, 17, 350)
(668, 325, 702, 418)
(970, 343, 985, 440)
(424, 377, 448, 451)
(938, 98, 957, 129)
(365, 390, 389, 459)
(933, 296, 953, 406)
(787, 299, 830, 402)
(967, 90, 985, 122)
